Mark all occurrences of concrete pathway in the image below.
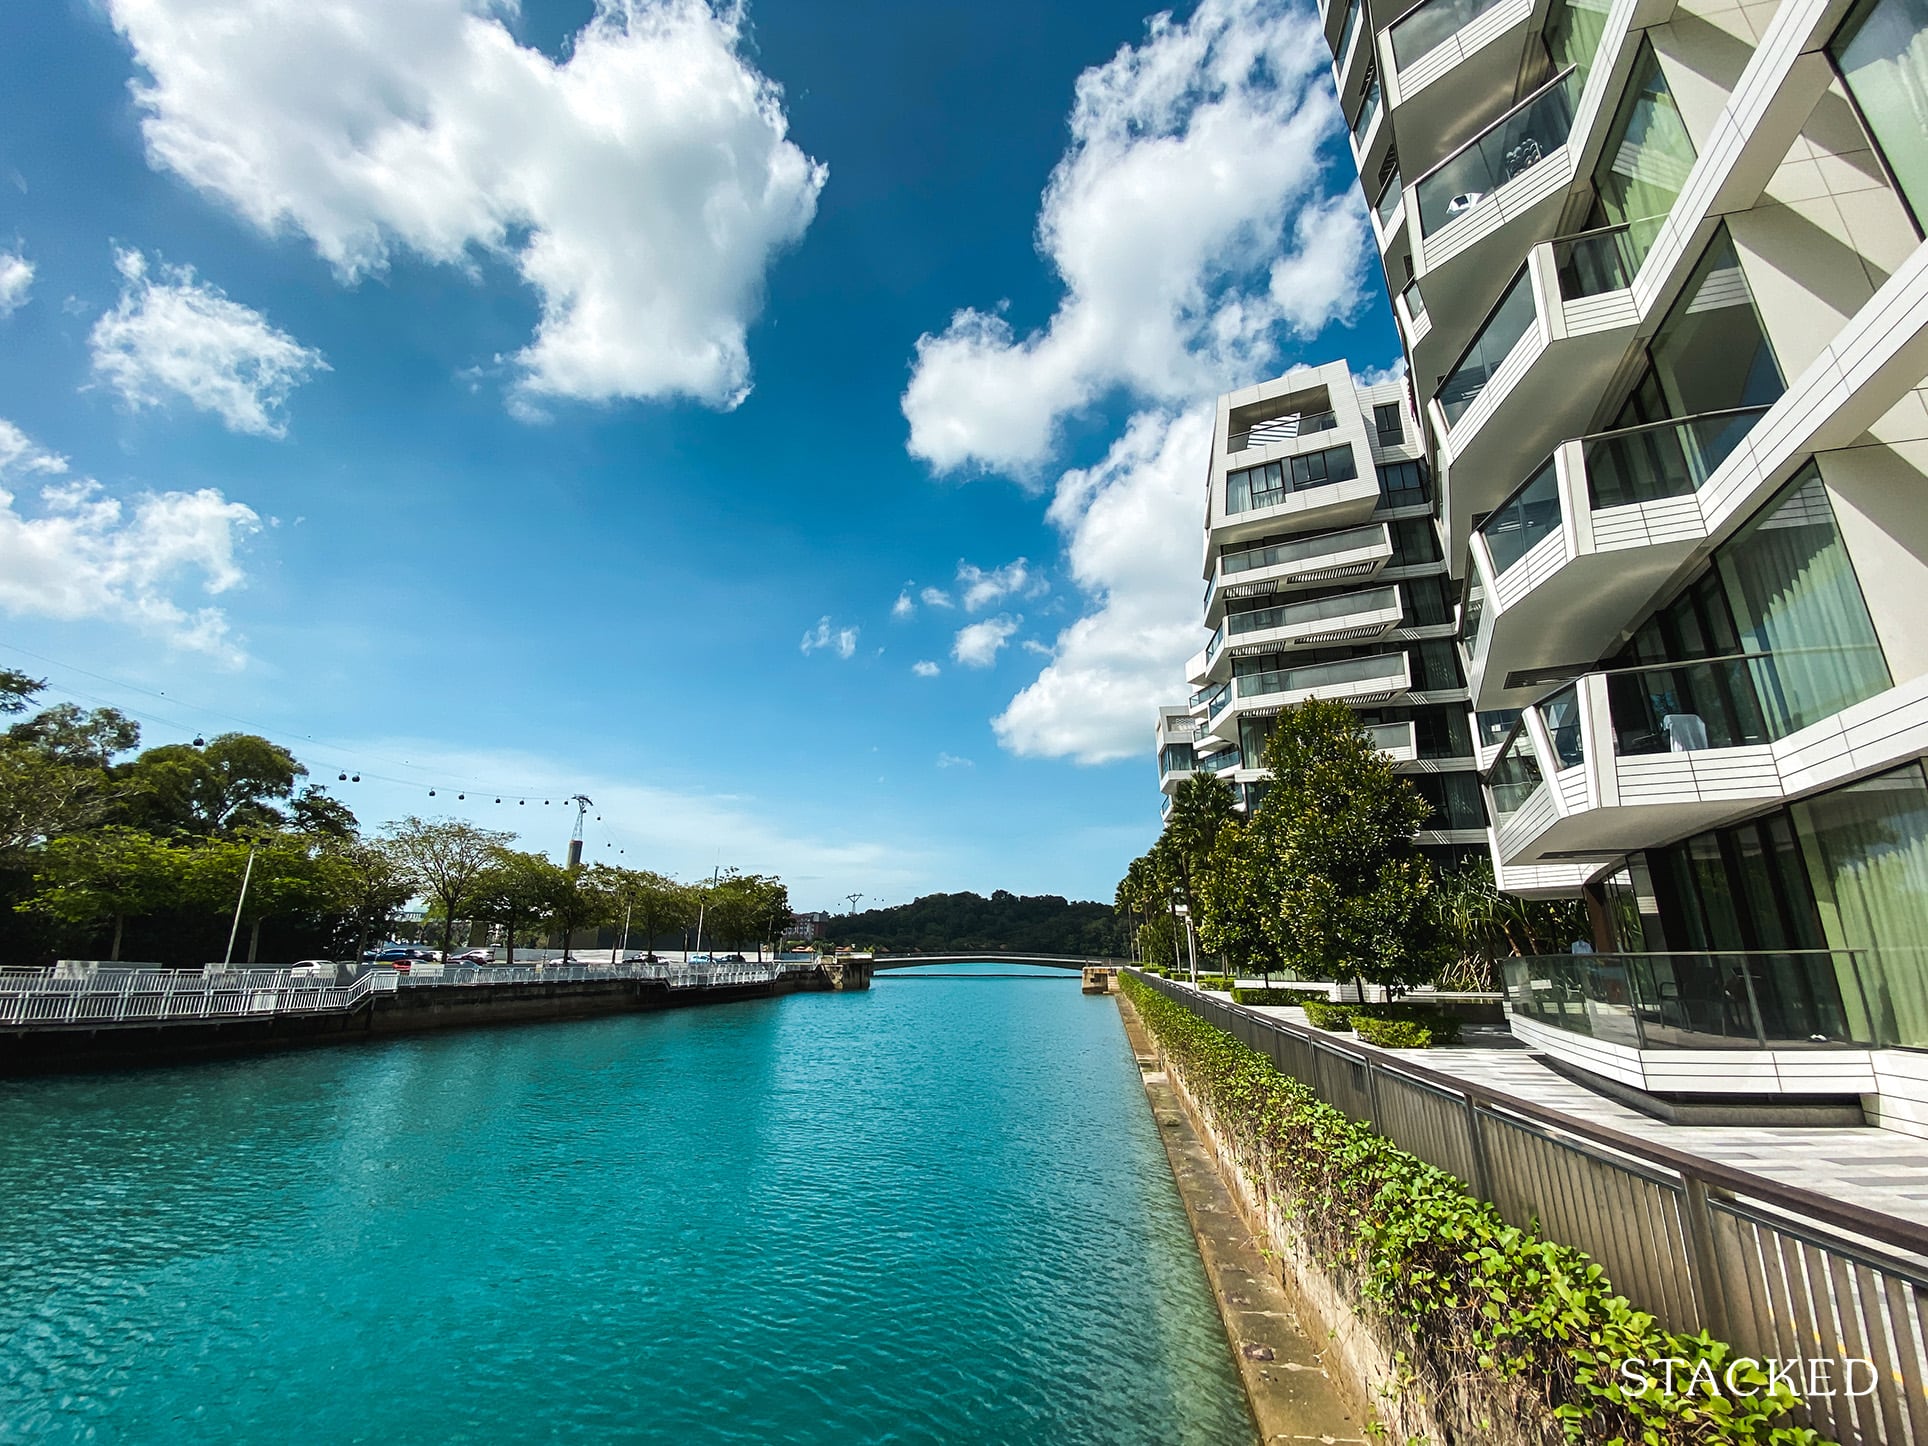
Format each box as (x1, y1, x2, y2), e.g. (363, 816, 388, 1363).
(1237, 999, 1928, 1232)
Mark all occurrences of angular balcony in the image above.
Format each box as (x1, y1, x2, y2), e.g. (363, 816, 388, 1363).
(1409, 67, 1581, 312)
(1215, 442, 1380, 547)
(1204, 524, 1393, 626)
(1484, 652, 1894, 866)
(1386, 0, 1545, 180)
(1202, 653, 1413, 742)
(1226, 408, 1339, 454)
(1349, 72, 1391, 181)
(1465, 407, 1771, 711)
(1191, 584, 1403, 684)
(1195, 744, 1244, 776)
(1430, 240, 1642, 562)
(1371, 171, 1408, 260)
(1396, 278, 1431, 350)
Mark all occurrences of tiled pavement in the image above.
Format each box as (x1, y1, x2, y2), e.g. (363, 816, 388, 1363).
(1236, 1000, 1928, 1234)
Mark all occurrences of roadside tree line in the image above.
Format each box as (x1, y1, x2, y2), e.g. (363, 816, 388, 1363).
(0, 671, 791, 966)
(1115, 698, 1584, 994)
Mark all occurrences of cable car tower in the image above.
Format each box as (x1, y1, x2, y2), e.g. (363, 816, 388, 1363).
(566, 794, 594, 869)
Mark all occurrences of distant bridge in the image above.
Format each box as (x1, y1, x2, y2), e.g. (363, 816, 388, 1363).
(870, 954, 1129, 972)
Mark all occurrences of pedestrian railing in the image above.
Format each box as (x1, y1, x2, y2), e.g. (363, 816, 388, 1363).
(0, 958, 798, 1029)
(1132, 970, 1928, 1444)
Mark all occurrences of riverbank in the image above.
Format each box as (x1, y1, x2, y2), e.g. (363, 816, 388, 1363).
(1117, 991, 1368, 1444)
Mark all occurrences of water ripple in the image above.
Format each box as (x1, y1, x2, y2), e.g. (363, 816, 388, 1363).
(0, 969, 1251, 1444)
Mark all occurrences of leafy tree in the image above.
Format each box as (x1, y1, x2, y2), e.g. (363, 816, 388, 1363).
(537, 861, 607, 957)
(474, 850, 562, 964)
(289, 786, 360, 842)
(1251, 698, 1455, 994)
(0, 742, 115, 856)
(114, 734, 308, 837)
(382, 817, 514, 959)
(0, 670, 43, 715)
(1162, 772, 1237, 911)
(19, 826, 185, 961)
(8, 703, 141, 769)
(186, 833, 339, 965)
(1195, 818, 1289, 984)
(1435, 859, 1590, 988)
(326, 837, 415, 963)
(835, 890, 1129, 956)
(584, 866, 695, 959)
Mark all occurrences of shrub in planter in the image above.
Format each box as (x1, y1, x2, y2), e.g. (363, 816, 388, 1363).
(1195, 973, 1234, 991)
(1300, 998, 1355, 1031)
(1351, 1003, 1462, 1048)
(1231, 987, 1309, 1005)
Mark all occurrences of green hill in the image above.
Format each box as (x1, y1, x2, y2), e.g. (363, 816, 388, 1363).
(836, 890, 1124, 957)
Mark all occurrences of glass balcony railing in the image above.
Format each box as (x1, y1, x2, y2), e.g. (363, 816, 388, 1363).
(1503, 950, 1889, 1048)
(1486, 723, 1544, 817)
(1437, 264, 1535, 425)
(1401, 279, 1427, 321)
(1219, 523, 1388, 579)
(1190, 680, 1224, 711)
(1582, 407, 1770, 509)
(1335, 0, 1364, 71)
(1351, 76, 1383, 149)
(1551, 218, 1663, 299)
(1225, 584, 1399, 640)
(1362, 721, 1415, 754)
(1233, 653, 1407, 703)
(1478, 456, 1561, 574)
(1198, 747, 1243, 774)
(1414, 68, 1578, 236)
(1375, 171, 1404, 230)
(1590, 647, 1888, 756)
(1390, 0, 1510, 69)
(1203, 623, 1226, 665)
(1537, 683, 1584, 769)
(1476, 707, 1520, 750)
(1460, 571, 1488, 657)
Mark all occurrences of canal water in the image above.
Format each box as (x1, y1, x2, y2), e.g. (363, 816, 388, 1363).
(0, 965, 1253, 1444)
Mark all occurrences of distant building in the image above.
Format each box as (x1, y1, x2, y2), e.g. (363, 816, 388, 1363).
(1157, 360, 1485, 867)
(783, 911, 832, 942)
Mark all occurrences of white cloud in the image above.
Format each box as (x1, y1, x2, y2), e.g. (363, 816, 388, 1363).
(956, 557, 1044, 611)
(107, 0, 824, 414)
(952, 614, 1020, 669)
(901, 0, 1369, 478)
(800, 616, 859, 660)
(0, 421, 68, 477)
(89, 249, 327, 437)
(1355, 358, 1408, 388)
(936, 752, 974, 769)
(994, 409, 1211, 764)
(0, 418, 261, 661)
(891, 590, 915, 620)
(919, 586, 955, 610)
(0, 251, 33, 316)
(911, 660, 941, 678)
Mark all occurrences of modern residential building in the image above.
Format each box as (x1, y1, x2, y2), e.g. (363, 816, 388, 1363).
(1156, 361, 1487, 866)
(1323, 0, 1928, 1126)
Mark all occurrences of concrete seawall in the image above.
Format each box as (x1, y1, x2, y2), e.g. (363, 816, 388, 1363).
(0, 968, 860, 1076)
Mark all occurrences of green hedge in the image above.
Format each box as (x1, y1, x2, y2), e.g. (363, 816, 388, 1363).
(1354, 1003, 1463, 1048)
(1194, 973, 1234, 991)
(1301, 998, 1355, 1031)
(1120, 974, 1826, 1445)
(1230, 986, 1322, 1005)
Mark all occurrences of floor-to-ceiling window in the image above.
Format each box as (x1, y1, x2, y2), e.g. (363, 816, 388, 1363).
(1646, 225, 1785, 417)
(1545, 0, 1613, 81)
(1793, 763, 1928, 1047)
(1587, 40, 1698, 274)
(1830, 0, 1928, 230)
(1716, 465, 1891, 734)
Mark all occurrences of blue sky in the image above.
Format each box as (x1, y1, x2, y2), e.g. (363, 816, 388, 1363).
(0, 0, 1399, 909)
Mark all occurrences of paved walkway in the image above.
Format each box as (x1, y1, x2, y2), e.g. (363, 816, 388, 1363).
(1231, 999, 1928, 1233)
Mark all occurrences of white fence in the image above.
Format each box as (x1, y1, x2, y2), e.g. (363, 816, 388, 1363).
(0, 958, 818, 1029)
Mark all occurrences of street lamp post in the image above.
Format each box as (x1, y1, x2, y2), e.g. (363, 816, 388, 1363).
(1174, 901, 1198, 987)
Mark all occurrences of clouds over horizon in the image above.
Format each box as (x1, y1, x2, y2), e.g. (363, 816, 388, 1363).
(90, 248, 327, 437)
(901, 0, 1371, 479)
(0, 419, 261, 662)
(107, 0, 826, 414)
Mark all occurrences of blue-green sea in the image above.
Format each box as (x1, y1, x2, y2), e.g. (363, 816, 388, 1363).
(0, 965, 1252, 1444)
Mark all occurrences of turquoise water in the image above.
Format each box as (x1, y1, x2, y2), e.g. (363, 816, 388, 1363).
(0, 966, 1253, 1444)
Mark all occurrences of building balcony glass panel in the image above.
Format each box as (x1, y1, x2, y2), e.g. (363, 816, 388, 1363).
(1350, 74, 1383, 152)
(1551, 217, 1661, 299)
(1374, 171, 1404, 232)
(1224, 584, 1402, 652)
(1232, 652, 1412, 716)
(1390, 0, 1511, 70)
(1438, 265, 1536, 426)
(1503, 951, 1885, 1049)
(1364, 719, 1420, 763)
(1413, 68, 1578, 239)
(1205, 523, 1394, 623)
(1197, 746, 1244, 774)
